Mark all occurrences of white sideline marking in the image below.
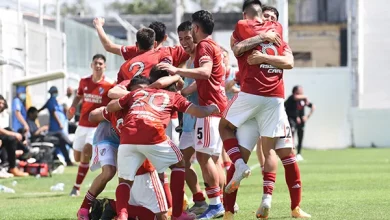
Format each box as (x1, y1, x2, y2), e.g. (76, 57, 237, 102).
(250, 163, 260, 171)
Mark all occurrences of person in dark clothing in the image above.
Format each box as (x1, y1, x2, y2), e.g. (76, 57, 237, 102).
(285, 85, 315, 161)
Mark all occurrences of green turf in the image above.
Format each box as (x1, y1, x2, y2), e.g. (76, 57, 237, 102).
(0, 148, 389, 219)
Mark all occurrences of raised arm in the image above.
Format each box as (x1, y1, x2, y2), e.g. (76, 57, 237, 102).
(93, 17, 122, 56)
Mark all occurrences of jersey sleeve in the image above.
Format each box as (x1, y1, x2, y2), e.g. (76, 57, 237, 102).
(118, 92, 133, 109)
(232, 20, 247, 44)
(172, 93, 192, 113)
(159, 49, 173, 65)
(77, 79, 85, 96)
(283, 42, 292, 54)
(121, 45, 138, 61)
(102, 108, 111, 122)
(170, 46, 190, 67)
(195, 41, 213, 65)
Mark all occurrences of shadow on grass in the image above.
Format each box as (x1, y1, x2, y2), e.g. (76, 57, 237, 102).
(6, 194, 65, 200)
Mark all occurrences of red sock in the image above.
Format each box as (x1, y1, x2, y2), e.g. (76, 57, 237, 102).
(281, 155, 301, 210)
(223, 161, 232, 171)
(162, 173, 172, 208)
(170, 168, 185, 217)
(127, 205, 156, 219)
(206, 186, 221, 205)
(223, 164, 238, 212)
(263, 172, 276, 195)
(74, 162, 89, 190)
(115, 183, 131, 215)
(80, 190, 96, 210)
(223, 138, 242, 164)
(193, 191, 206, 203)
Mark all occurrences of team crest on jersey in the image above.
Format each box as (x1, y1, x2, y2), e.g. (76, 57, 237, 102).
(260, 43, 278, 56)
(100, 148, 106, 156)
(99, 87, 104, 95)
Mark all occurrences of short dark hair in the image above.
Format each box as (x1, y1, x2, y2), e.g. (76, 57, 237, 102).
(242, 0, 262, 12)
(0, 95, 8, 109)
(292, 85, 301, 94)
(92, 54, 106, 62)
(177, 21, 192, 33)
(262, 5, 279, 20)
(192, 10, 214, 35)
(136, 28, 156, 50)
(27, 106, 38, 115)
(149, 22, 166, 43)
(149, 65, 177, 92)
(127, 75, 150, 91)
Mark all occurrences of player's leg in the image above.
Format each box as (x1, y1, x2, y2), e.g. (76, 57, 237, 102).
(70, 127, 89, 196)
(296, 121, 305, 161)
(139, 140, 195, 220)
(159, 172, 172, 210)
(223, 119, 259, 219)
(214, 155, 225, 202)
(180, 134, 207, 215)
(256, 137, 265, 175)
(195, 117, 225, 219)
(116, 144, 145, 220)
(78, 144, 117, 219)
(221, 149, 232, 172)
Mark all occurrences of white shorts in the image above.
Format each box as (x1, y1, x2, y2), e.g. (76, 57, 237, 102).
(129, 170, 168, 214)
(90, 143, 118, 172)
(73, 126, 96, 152)
(179, 131, 195, 150)
(194, 116, 223, 156)
(236, 119, 294, 152)
(117, 140, 182, 181)
(224, 92, 289, 138)
(166, 118, 180, 146)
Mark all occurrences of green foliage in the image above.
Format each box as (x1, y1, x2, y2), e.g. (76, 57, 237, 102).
(107, 0, 173, 15)
(60, 0, 94, 17)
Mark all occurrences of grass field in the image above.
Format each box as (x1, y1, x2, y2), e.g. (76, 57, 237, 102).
(0, 148, 389, 220)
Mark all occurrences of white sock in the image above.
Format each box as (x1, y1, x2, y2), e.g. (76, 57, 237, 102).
(209, 196, 221, 205)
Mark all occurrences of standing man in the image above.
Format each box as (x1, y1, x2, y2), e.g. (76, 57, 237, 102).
(67, 54, 114, 197)
(285, 85, 315, 161)
(12, 86, 29, 134)
(158, 10, 228, 219)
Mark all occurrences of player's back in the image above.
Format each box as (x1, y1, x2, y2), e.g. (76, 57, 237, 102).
(117, 49, 172, 83)
(78, 76, 114, 127)
(194, 38, 227, 115)
(119, 88, 191, 145)
(233, 19, 287, 98)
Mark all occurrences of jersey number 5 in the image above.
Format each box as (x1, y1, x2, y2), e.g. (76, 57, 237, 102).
(130, 90, 170, 112)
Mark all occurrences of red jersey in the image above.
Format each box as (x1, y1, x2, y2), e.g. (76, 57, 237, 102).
(232, 19, 288, 98)
(117, 49, 172, 83)
(118, 88, 191, 144)
(102, 108, 155, 175)
(77, 76, 114, 127)
(194, 38, 227, 116)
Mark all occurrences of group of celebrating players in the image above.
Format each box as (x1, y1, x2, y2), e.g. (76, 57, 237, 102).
(65, 0, 312, 219)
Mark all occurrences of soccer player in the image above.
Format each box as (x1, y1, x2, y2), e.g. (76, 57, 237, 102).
(107, 66, 219, 220)
(157, 10, 228, 219)
(221, 0, 311, 219)
(67, 54, 114, 197)
(285, 85, 315, 161)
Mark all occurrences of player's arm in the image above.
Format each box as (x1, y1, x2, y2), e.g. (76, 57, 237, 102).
(108, 85, 129, 99)
(157, 62, 212, 79)
(231, 30, 282, 57)
(247, 47, 294, 69)
(67, 94, 82, 120)
(186, 104, 219, 118)
(306, 102, 315, 119)
(181, 81, 197, 97)
(89, 106, 107, 123)
(93, 17, 122, 56)
(107, 93, 131, 113)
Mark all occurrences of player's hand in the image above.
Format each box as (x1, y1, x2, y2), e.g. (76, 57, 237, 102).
(67, 107, 76, 120)
(13, 132, 23, 141)
(302, 116, 308, 123)
(260, 30, 281, 46)
(156, 63, 178, 75)
(296, 117, 302, 125)
(247, 50, 265, 65)
(93, 17, 105, 28)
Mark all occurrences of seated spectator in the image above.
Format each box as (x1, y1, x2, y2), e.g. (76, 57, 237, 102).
(0, 96, 28, 177)
(28, 106, 74, 166)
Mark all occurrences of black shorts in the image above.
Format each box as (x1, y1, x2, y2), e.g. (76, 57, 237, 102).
(288, 117, 304, 132)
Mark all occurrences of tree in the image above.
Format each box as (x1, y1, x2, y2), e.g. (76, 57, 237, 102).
(107, 0, 173, 15)
(60, 0, 95, 17)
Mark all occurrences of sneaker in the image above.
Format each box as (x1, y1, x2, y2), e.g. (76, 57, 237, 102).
(9, 167, 29, 177)
(0, 169, 12, 179)
(77, 208, 90, 220)
(188, 201, 208, 215)
(69, 187, 80, 197)
(291, 207, 311, 218)
(233, 203, 239, 213)
(296, 154, 304, 162)
(171, 211, 196, 220)
(225, 160, 251, 194)
(197, 203, 224, 219)
(256, 194, 272, 219)
(223, 211, 234, 220)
